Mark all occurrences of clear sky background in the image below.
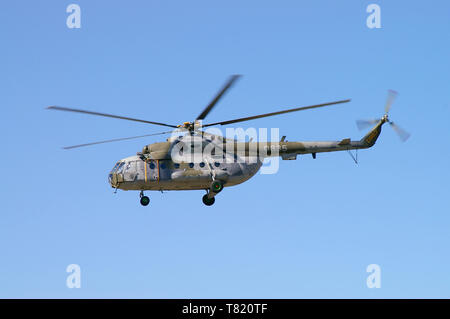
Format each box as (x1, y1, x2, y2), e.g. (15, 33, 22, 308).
(1, 1, 449, 298)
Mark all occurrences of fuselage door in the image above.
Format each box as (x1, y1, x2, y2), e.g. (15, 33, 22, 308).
(146, 160, 159, 182)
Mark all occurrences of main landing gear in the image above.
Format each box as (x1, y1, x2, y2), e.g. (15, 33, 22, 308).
(140, 191, 150, 206)
(202, 181, 224, 206)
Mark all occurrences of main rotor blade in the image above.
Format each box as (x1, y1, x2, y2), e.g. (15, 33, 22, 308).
(63, 130, 178, 149)
(356, 119, 380, 131)
(389, 122, 410, 142)
(196, 74, 241, 121)
(47, 106, 178, 128)
(385, 90, 398, 114)
(202, 99, 351, 127)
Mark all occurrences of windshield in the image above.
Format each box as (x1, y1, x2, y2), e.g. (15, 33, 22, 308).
(110, 162, 120, 173)
(116, 162, 125, 173)
(110, 161, 124, 174)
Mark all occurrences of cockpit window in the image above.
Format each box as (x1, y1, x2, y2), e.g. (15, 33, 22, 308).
(111, 162, 121, 172)
(116, 162, 125, 173)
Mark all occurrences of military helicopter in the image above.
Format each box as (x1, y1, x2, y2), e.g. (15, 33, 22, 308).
(47, 75, 409, 206)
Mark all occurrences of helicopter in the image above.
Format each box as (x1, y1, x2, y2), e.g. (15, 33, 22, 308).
(47, 75, 409, 206)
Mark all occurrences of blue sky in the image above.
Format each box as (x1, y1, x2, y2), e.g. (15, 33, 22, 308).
(1, 1, 449, 298)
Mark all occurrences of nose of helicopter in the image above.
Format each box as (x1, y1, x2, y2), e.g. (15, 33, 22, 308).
(108, 172, 114, 187)
(108, 161, 125, 188)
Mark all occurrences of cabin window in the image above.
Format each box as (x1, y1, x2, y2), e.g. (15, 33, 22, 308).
(189, 163, 194, 168)
(174, 163, 180, 169)
(149, 162, 156, 169)
(214, 162, 220, 168)
(199, 162, 205, 168)
(160, 162, 166, 169)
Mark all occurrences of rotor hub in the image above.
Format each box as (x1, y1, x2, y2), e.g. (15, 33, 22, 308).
(177, 120, 202, 131)
(177, 121, 193, 130)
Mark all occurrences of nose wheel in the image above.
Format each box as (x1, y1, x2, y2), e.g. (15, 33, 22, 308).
(140, 191, 150, 206)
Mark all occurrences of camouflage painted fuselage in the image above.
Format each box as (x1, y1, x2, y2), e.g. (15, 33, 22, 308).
(109, 154, 262, 191)
(109, 120, 385, 192)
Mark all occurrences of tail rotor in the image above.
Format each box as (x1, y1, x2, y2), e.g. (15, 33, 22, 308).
(356, 90, 410, 142)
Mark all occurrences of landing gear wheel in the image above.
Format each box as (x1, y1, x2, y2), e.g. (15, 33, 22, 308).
(202, 194, 215, 206)
(140, 196, 150, 206)
(210, 180, 223, 193)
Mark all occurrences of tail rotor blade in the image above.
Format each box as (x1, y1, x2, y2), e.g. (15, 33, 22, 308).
(389, 122, 410, 142)
(385, 90, 398, 114)
(356, 119, 379, 131)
